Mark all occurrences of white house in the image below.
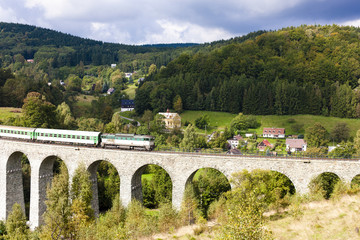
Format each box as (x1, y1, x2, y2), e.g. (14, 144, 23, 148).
(158, 110, 181, 129)
(263, 128, 285, 138)
(286, 139, 307, 152)
(227, 134, 245, 149)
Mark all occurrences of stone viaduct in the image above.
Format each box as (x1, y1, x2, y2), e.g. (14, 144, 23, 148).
(1, 139, 360, 228)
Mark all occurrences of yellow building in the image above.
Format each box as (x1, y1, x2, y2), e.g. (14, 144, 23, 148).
(158, 110, 181, 129)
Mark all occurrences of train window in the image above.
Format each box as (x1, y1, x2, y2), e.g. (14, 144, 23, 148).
(54, 134, 57, 138)
(86, 136, 90, 140)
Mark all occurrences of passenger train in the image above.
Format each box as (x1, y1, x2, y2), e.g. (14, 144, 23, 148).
(0, 125, 155, 150)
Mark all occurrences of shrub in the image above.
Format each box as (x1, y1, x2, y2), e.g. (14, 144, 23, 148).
(157, 203, 179, 233)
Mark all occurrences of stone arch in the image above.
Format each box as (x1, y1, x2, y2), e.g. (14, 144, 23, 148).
(6, 151, 31, 219)
(87, 160, 120, 217)
(131, 164, 173, 205)
(38, 155, 68, 224)
(261, 166, 305, 195)
(349, 173, 360, 188)
(185, 167, 231, 217)
(185, 167, 231, 187)
(312, 171, 341, 199)
(268, 170, 296, 196)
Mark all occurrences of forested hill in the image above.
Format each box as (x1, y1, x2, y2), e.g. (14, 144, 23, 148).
(136, 25, 360, 118)
(0, 22, 195, 67)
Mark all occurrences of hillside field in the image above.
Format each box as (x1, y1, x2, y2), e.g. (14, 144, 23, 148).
(123, 82, 138, 100)
(180, 111, 360, 137)
(0, 107, 22, 122)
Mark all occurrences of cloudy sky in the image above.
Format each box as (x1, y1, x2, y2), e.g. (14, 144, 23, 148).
(1, 0, 360, 45)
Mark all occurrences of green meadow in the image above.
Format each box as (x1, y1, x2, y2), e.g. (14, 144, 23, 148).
(180, 111, 360, 137)
(0, 107, 22, 122)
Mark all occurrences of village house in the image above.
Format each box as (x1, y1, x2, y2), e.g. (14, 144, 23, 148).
(138, 77, 145, 84)
(158, 110, 181, 129)
(121, 100, 135, 112)
(257, 139, 273, 151)
(262, 127, 285, 138)
(227, 134, 245, 149)
(286, 139, 307, 152)
(125, 73, 133, 78)
(107, 88, 115, 95)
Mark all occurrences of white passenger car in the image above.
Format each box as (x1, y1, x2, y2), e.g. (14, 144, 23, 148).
(35, 128, 101, 145)
(0, 125, 36, 140)
(101, 133, 155, 150)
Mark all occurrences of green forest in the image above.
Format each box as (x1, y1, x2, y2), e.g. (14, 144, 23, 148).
(136, 24, 360, 118)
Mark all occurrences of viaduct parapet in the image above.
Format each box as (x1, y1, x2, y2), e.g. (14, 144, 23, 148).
(1, 139, 360, 228)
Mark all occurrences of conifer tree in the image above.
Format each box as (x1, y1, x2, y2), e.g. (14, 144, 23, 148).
(179, 124, 197, 151)
(41, 163, 70, 240)
(6, 203, 29, 240)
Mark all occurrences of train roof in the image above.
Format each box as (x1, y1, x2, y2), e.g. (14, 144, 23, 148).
(35, 128, 101, 136)
(0, 125, 36, 131)
(102, 133, 154, 139)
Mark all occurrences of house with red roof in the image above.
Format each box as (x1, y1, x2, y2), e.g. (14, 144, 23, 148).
(257, 139, 273, 151)
(262, 128, 285, 138)
(286, 139, 307, 152)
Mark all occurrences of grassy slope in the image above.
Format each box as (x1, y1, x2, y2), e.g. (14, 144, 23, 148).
(0, 107, 22, 122)
(180, 111, 236, 133)
(72, 94, 98, 117)
(267, 194, 360, 239)
(123, 82, 138, 100)
(151, 194, 360, 240)
(180, 111, 360, 137)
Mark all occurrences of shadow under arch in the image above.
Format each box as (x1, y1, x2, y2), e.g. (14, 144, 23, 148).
(185, 167, 231, 218)
(310, 172, 340, 199)
(6, 151, 31, 219)
(351, 174, 360, 188)
(38, 155, 68, 224)
(268, 170, 296, 197)
(131, 164, 173, 208)
(87, 160, 120, 216)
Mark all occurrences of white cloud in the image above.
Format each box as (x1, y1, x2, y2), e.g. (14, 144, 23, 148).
(0, 6, 25, 23)
(226, 0, 304, 17)
(142, 19, 234, 44)
(342, 19, 360, 27)
(89, 22, 131, 44)
(23, 0, 149, 20)
(2, 0, 358, 44)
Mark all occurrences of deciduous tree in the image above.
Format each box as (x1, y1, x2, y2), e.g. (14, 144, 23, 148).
(22, 92, 58, 128)
(305, 122, 329, 148)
